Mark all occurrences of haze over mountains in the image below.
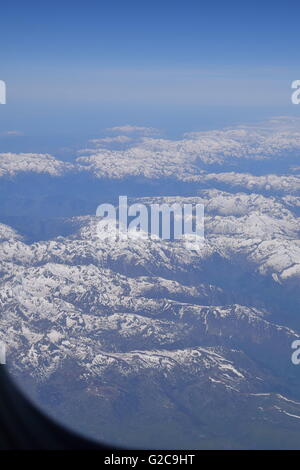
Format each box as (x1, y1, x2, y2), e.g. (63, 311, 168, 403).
(0, 117, 300, 448)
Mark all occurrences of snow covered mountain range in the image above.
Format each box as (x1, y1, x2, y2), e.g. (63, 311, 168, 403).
(0, 117, 300, 448)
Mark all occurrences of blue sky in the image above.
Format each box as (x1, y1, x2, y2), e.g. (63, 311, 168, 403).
(0, 0, 299, 151)
(1, 1, 299, 66)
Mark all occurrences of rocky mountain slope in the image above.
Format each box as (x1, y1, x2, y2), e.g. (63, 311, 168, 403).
(1, 118, 300, 448)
